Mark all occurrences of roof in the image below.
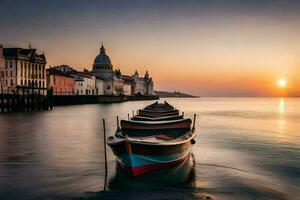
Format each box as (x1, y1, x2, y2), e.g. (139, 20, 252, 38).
(47, 68, 74, 78)
(121, 75, 134, 83)
(3, 48, 46, 64)
(93, 45, 112, 65)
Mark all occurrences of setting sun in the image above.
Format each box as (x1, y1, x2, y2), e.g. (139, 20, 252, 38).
(278, 79, 286, 88)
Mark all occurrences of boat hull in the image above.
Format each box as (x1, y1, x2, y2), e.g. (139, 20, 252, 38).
(108, 136, 193, 176)
(132, 114, 183, 121)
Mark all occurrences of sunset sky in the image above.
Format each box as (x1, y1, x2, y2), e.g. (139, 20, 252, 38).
(0, 0, 299, 97)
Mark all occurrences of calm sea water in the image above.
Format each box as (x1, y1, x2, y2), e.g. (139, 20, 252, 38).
(0, 98, 299, 200)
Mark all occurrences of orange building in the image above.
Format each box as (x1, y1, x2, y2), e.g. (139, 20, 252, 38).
(47, 68, 75, 95)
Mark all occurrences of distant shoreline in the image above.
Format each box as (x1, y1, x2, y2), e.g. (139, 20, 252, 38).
(155, 91, 199, 98)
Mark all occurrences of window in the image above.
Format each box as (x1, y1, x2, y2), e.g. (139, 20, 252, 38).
(5, 61, 8, 68)
(21, 79, 23, 85)
(10, 79, 13, 86)
(10, 71, 12, 77)
(10, 61, 12, 68)
(25, 80, 27, 86)
(53, 76, 56, 85)
(21, 63, 23, 78)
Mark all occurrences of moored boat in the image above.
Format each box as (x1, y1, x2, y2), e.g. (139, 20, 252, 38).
(132, 114, 184, 121)
(137, 110, 180, 117)
(107, 129, 196, 176)
(120, 118, 191, 136)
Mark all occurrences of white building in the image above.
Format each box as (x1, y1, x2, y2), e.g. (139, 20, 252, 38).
(95, 78, 104, 95)
(71, 72, 96, 95)
(132, 70, 154, 95)
(1, 46, 47, 95)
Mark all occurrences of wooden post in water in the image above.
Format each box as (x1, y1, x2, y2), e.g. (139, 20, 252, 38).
(116, 116, 120, 130)
(192, 114, 197, 130)
(102, 119, 108, 192)
(182, 112, 184, 117)
(127, 113, 130, 120)
(132, 110, 134, 117)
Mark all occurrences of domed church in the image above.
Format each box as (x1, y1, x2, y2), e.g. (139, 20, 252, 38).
(92, 44, 154, 96)
(93, 44, 114, 80)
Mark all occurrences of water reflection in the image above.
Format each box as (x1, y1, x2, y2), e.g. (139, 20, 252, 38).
(108, 153, 196, 190)
(278, 98, 285, 114)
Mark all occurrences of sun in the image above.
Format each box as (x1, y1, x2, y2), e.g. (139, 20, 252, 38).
(278, 79, 286, 88)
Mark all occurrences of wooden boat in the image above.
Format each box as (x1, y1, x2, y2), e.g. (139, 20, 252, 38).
(131, 114, 184, 121)
(138, 110, 180, 117)
(121, 118, 191, 132)
(144, 101, 174, 111)
(108, 153, 195, 190)
(107, 129, 196, 176)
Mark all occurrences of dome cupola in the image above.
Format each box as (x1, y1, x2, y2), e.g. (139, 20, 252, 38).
(92, 43, 114, 80)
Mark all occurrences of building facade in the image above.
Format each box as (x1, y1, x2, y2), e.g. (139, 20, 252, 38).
(92, 44, 155, 96)
(132, 70, 154, 95)
(0, 45, 5, 93)
(71, 72, 96, 95)
(47, 68, 75, 95)
(92, 45, 114, 80)
(1, 46, 47, 95)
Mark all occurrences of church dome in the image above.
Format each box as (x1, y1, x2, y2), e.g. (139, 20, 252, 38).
(93, 44, 111, 64)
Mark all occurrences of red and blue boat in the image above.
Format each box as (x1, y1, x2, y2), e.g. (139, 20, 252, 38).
(107, 101, 197, 176)
(107, 129, 196, 176)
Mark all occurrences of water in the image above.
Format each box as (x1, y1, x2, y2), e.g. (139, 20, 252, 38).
(0, 98, 299, 200)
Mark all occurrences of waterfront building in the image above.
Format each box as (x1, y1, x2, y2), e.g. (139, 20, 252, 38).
(92, 44, 114, 80)
(92, 44, 155, 96)
(113, 76, 124, 95)
(132, 70, 154, 95)
(46, 68, 75, 95)
(95, 78, 104, 95)
(0, 45, 5, 93)
(121, 75, 134, 96)
(53, 65, 75, 73)
(71, 72, 96, 95)
(1, 46, 47, 95)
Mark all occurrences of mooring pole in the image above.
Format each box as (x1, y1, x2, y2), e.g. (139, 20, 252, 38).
(117, 116, 120, 130)
(127, 113, 130, 120)
(102, 118, 108, 192)
(132, 110, 134, 117)
(192, 114, 196, 130)
(182, 112, 184, 117)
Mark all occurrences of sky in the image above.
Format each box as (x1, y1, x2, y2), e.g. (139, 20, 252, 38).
(0, 0, 299, 97)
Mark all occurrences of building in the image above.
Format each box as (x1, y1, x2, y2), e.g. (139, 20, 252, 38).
(95, 78, 104, 95)
(121, 75, 134, 96)
(71, 72, 96, 95)
(1, 46, 47, 95)
(92, 44, 155, 96)
(47, 68, 75, 95)
(93, 44, 114, 80)
(52, 65, 75, 73)
(0, 45, 5, 93)
(132, 70, 154, 95)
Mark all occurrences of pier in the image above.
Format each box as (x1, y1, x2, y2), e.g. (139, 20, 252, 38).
(0, 94, 53, 113)
(0, 94, 158, 113)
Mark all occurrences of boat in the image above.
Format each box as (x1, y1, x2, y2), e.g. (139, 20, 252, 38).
(137, 110, 180, 118)
(107, 129, 196, 176)
(131, 114, 184, 121)
(120, 118, 191, 137)
(108, 153, 195, 190)
(143, 101, 174, 111)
